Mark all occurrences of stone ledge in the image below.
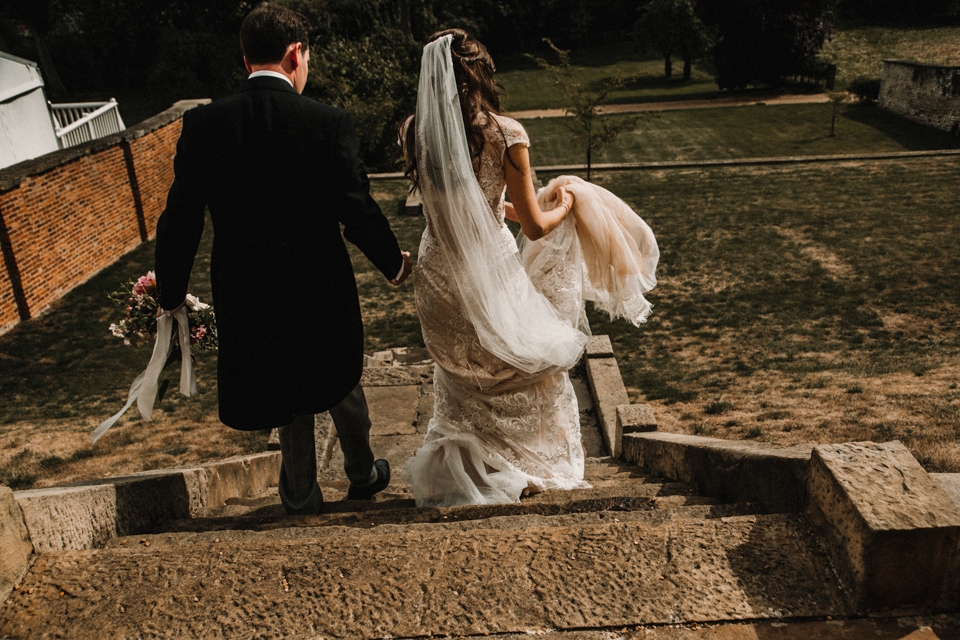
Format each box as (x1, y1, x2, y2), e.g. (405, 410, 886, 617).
(14, 452, 280, 553)
(621, 431, 813, 514)
(0, 487, 33, 608)
(585, 356, 628, 458)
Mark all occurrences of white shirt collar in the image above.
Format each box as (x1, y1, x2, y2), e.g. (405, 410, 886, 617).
(248, 70, 293, 87)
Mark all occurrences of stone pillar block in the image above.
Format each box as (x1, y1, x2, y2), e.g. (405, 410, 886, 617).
(200, 452, 281, 513)
(585, 335, 614, 358)
(16, 471, 193, 553)
(14, 453, 281, 552)
(0, 486, 33, 606)
(806, 441, 960, 610)
(617, 403, 657, 434)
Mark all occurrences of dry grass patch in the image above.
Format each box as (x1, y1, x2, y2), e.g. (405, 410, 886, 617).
(587, 156, 960, 471)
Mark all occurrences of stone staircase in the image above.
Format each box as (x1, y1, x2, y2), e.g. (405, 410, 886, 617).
(2, 338, 959, 638)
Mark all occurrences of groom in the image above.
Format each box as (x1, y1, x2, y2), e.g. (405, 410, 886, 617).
(155, 3, 412, 514)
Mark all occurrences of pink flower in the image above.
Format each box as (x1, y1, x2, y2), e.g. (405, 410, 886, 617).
(190, 324, 207, 345)
(133, 271, 157, 296)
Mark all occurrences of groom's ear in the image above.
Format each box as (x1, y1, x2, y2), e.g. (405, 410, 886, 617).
(243, 56, 253, 74)
(289, 42, 305, 69)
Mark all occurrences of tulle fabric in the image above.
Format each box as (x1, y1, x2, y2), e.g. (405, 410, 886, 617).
(523, 175, 660, 328)
(404, 368, 588, 507)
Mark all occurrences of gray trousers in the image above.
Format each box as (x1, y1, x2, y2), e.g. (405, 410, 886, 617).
(277, 383, 375, 514)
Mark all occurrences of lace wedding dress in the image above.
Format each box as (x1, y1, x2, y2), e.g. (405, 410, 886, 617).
(404, 35, 658, 507)
(407, 113, 592, 506)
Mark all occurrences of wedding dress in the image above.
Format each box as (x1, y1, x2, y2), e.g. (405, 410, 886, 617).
(404, 36, 658, 507)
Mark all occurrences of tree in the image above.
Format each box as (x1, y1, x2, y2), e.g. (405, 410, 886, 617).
(1, 0, 66, 95)
(634, 0, 712, 80)
(828, 91, 848, 136)
(308, 27, 418, 171)
(529, 41, 638, 181)
(697, 0, 837, 90)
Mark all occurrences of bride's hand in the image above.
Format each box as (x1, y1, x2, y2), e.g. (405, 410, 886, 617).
(555, 187, 574, 216)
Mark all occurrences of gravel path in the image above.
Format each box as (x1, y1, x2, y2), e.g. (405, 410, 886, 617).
(510, 92, 831, 119)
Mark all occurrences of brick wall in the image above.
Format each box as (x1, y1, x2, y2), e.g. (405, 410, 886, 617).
(879, 60, 960, 134)
(128, 119, 183, 237)
(0, 100, 207, 336)
(0, 257, 17, 333)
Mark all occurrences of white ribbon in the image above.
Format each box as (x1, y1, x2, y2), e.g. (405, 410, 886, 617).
(93, 306, 196, 443)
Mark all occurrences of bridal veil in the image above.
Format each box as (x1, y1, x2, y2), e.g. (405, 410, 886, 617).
(414, 35, 587, 377)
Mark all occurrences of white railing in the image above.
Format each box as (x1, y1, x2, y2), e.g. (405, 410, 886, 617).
(49, 99, 126, 149)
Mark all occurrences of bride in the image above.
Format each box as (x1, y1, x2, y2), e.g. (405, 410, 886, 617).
(402, 29, 659, 507)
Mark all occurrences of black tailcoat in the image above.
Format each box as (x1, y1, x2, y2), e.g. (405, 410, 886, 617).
(155, 76, 402, 430)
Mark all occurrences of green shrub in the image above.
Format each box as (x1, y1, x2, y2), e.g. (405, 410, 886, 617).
(849, 77, 881, 103)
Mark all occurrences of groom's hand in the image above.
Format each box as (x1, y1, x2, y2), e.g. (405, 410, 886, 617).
(157, 300, 185, 317)
(390, 251, 413, 286)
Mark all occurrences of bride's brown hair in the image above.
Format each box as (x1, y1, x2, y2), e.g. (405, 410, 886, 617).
(402, 28, 512, 190)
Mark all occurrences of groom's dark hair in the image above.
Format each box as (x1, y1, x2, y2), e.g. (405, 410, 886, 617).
(240, 3, 311, 65)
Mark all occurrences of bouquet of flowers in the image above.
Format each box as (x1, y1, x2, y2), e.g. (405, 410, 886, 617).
(108, 271, 217, 352)
(95, 271, 217, 443)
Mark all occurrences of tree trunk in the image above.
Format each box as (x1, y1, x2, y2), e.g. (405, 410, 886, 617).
(31, 29, 66, 96)
(682, 44, 692, 80)
(398, 0, 414, 41)
(586, 143, 592, 181)
(664, 52, 672, 78)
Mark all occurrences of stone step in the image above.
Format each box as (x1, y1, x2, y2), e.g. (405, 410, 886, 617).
(176, 464, 719, 531)
(195, 457, 673, 518)
(115, 502, 760, 548)
(0, 512, 852, 638)
(160, 477, 721, 534)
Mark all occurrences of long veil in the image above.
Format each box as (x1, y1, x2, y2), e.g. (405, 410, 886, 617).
(415, 35, 587, 375)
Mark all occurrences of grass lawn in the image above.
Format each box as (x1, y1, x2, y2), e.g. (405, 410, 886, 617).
(521, 103, 960, 166)
(579, 156, 960, 473)
(498, 26, 960, 111)
(498, 44, 721, 112)
(822, 25, 960, 89)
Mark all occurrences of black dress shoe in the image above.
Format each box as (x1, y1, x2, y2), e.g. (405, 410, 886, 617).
(347, 459, 390, 500)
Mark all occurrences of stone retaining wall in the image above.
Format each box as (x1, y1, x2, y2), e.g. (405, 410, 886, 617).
(0, 100, 207, 336)
(879, 59, 960, 134)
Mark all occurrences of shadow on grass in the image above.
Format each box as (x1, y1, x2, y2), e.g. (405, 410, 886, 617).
(842, 104, 960, 151)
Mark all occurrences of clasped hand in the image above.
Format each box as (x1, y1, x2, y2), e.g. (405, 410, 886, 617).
(390, 251, 413, 286)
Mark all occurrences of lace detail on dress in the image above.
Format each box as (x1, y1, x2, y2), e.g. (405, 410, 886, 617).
(407, 114, 590, 508)
(475, 114, 529, 222)
(408, 367, 586, 507)
(519, 216, 590, 333)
